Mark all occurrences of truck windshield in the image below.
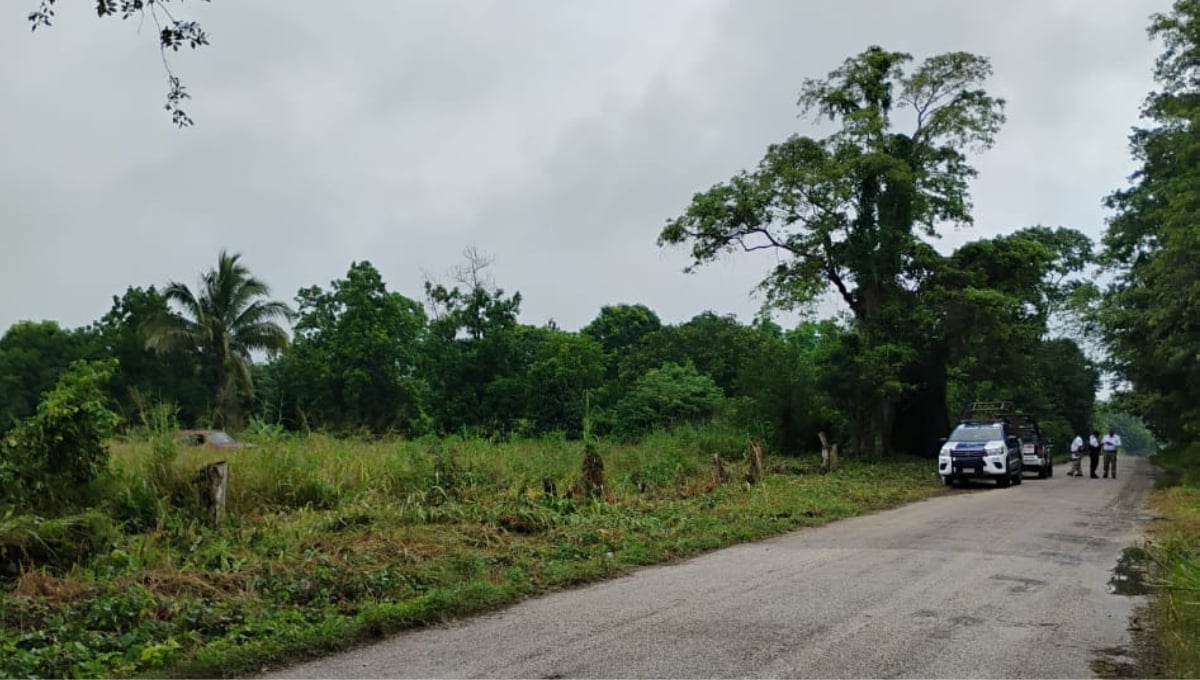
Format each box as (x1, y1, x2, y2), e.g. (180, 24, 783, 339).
(948, 425, 1003, 442)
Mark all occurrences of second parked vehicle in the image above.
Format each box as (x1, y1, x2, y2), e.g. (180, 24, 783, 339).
(1012, 413, 1054, 479)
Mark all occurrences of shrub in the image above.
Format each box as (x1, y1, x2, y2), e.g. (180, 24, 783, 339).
(4, 359, 121, 509)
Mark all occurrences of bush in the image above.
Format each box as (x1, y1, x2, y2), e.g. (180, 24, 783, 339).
(4, 359, 121, 509)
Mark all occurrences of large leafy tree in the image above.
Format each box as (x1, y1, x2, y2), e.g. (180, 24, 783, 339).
(1099, 0, 1200, 443)
(937, 228, 1092, 397)
(917, 227, 1094, 453)
(280, 261, 428, 434)
(661, 46, 1006, 454)
(144, 250, 293, 430)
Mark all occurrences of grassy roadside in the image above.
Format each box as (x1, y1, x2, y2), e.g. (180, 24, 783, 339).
(0, 429, 946, 679)
(1142, 445, 1200, 677)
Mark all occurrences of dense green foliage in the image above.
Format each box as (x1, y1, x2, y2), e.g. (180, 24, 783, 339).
(1, 359, 121, 510)
(276, 261, 428, 434)
(0, 49, 1103, 460)
(1099, 0, 1200, 447)
(0, 251, 1098, 458)
(0, 321, 91, 430)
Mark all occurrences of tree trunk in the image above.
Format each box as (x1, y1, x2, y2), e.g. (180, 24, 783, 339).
(745, 440, 765, 483)
(213, 347, 229, 430)
(195, 460, 228, 525)
(818, 431, 839, 471)
(892, 352, 949, 457)
(880, 397, 895, 457)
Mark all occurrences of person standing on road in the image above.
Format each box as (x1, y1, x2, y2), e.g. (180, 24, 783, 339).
(1102, 428, 1122, 479)
(1068, 433, 1084, 476)
(1088, 431, 1101, 478)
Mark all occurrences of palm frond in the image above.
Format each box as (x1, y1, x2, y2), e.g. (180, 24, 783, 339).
(142, 312, 202, 354)
(161, 281, 203, 320)
(232, 299, 295, 331)
(232, 321, 291, 356)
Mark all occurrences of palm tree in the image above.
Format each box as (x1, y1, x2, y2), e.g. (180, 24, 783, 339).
(144, 250, 294, 429)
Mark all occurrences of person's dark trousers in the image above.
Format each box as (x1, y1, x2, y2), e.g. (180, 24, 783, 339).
(1089, 447, 1101, 477)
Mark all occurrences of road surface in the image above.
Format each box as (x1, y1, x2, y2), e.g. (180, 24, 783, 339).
(263, 457, 1157, 679)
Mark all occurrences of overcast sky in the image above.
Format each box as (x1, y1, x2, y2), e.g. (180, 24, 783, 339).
(0, 0, 1171, 334)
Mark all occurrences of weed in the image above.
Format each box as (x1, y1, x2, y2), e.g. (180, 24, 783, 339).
(1143, 447, 1200, 677)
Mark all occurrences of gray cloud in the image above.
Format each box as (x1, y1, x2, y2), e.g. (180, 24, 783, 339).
(0, 0, 1171, 333)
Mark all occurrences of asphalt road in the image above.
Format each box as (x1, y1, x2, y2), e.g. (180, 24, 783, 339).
(262, 457, 1157, 679)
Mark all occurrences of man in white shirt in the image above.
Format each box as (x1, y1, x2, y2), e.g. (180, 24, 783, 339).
(1101, 428, 1122, 479)
(1088, 431, 1101, 478)
(1068, 433, 1085, 476)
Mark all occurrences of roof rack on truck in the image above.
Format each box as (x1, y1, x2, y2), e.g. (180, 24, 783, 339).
(960, 400, 1016, 423)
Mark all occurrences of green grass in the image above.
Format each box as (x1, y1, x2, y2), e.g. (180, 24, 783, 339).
(1, 428, 944, 679)
(1145, 444, 1200, 678)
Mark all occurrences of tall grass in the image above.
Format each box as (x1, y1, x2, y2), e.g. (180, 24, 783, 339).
(2, 426, 943, 679)
(1146, 444, 1200, 676)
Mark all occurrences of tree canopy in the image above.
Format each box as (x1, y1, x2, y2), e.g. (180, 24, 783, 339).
(1099, 0, 1200, 444)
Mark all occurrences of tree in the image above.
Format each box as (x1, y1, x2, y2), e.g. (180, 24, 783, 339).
(280, 261, 428, 434)
(0, 320, 91, 432)
(661, 46, 1006, 455)
(730, 319, 840, 453)
(422, 250, 525, 435)
(143, 250, 293, 430)
(522, 327, 606, 436)
(1093, 405, 1159, 455)
(1026, 338, 1100, 446)
(84, 286, 209, 425)
(1099, 0, 1200, 443)
(617, 312, 760, 396)
(582, 304, 662, 380)
(28, 0, 210, 127)
(613, 362, 724, 438)
(931, 229, 1095, 453)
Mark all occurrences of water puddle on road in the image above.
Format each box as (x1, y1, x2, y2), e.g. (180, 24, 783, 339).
(1092, 548, 1163, 678)
(1107, 545, 1153, 596)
